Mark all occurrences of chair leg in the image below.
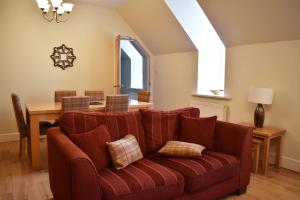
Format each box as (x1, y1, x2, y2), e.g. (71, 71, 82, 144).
(27, 135, 32, 154)
(19, 136, 26, 158)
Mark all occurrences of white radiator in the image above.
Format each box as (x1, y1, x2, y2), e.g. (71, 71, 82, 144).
(190, 101, 228, 121)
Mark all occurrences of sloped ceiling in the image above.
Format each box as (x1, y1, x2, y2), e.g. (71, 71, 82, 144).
(197, 0, 300, 46)
(73, 0, 128, 7)
(117, 0, 196, 55)
(75, 0, 300, 53)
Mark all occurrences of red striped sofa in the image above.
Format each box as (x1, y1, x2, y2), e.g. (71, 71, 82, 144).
(47, 107, 252, 200)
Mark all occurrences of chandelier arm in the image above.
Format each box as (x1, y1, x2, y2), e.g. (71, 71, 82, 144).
(56, 13, 70, 23)
(42, 11, 55, 22)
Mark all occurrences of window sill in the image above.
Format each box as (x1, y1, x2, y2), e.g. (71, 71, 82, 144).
(192, 93, 232, 100)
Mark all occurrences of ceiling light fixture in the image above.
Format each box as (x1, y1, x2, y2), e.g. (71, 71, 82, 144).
(36, 0, 74, 23)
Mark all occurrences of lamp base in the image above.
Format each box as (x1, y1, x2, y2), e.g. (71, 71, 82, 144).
(254, 103, 264, 128)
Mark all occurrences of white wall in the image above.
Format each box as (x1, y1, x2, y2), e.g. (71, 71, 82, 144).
(154, 40, 300, 172)
(0, 0, 136, 134)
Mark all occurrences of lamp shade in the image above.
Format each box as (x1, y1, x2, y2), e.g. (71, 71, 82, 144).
(50, 0, 62, 8)
(43, 3, 51, 12)
(248, 87, 274, 105)
(57, 6, 65, 14)
(62, 3, 74, 12)
(36, 0, 48, 9)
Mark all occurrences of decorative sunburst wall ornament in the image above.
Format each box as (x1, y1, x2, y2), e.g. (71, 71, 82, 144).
(50, 44, 76, 70)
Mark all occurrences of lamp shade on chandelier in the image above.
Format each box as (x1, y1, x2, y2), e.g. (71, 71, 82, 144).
(36, 0, 74, 23)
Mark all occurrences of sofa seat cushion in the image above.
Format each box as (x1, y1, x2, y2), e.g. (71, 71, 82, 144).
(148, 151, 239, 193)
(98, 158, 184, 200)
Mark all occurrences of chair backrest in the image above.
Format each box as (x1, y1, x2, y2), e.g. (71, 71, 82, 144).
(105, 95, 129, 112)
(137, 90, 150, 102)
(61, 96, 90, 113)
(11, 93, 27, 137)
(84, 90, 104, 102)
(55, 90, 76, 102)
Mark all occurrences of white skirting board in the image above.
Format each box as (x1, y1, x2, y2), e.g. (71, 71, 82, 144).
(270, 153, 300, 173)
(281, 156, 300, 173)
(0, 132, 47, 143)
(0, 132, 19, 142)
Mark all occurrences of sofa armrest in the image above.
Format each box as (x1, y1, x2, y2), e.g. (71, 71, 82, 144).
(47, 127, 102, 200)
(214, 121, 252, 187)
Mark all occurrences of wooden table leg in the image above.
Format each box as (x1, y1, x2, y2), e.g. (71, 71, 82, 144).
(275, 136, 282, 168)
(253, 144, 260, 173)
(262, 138, 270, 175)
(30, 114, 41, 171)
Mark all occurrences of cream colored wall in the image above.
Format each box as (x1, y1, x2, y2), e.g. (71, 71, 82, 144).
(0, 0, 136, 133)
(154, 40, 300, 172)
(153, 51, 198, 109)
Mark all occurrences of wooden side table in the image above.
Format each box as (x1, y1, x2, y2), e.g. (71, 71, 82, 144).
(240, 123, 286, 175)
(254, 127, 286, 175)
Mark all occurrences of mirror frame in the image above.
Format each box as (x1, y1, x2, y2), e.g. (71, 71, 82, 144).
(50, 44, 76, 70)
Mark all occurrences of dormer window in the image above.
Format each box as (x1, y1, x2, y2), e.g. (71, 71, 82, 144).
(165, 0, 226, 96)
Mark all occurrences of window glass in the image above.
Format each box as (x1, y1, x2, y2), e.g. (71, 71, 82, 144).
(120, 40, 143, 89)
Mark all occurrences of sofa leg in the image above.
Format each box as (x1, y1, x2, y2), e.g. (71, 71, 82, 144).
(236, 186, 247, 195)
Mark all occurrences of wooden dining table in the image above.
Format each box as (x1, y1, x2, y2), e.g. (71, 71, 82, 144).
(26, 100, 153, 171)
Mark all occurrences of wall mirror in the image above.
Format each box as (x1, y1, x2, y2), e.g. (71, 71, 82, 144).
(50, 44, 76, 70)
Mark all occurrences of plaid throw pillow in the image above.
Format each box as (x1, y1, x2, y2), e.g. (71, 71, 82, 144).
(158, 141, 205, 158)
(107, 134, 143, 169)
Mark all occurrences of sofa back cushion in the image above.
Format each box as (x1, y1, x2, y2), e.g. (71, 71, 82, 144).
(59, 112, 106, 135)
(69, 125, 112, 172)
(140, 107, 200, 153)
(104, 112, 147, 154)
(59, 111, 147, 154)
(180, 116, 217, 150)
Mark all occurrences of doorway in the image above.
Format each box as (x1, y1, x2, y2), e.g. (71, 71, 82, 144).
(114, 36, 150, 100)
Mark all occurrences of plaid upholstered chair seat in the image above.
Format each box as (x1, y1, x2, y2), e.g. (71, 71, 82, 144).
(105, 95, 129, 112)
(61, 96, 90, 113)
(55, 90, 76, 102)
(84, 90, 104, 105)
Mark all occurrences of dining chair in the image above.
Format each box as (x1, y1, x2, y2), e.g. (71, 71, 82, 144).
(137, 90, 150, 102)
(105, 95, 129, 112)
(55, 90, 76, 102)
(61, 96, 90, 113)
(11, 93, 53, 157)
(84, 90, 104, 104)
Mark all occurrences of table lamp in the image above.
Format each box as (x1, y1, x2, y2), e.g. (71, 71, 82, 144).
(248, 87, 274, 128)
